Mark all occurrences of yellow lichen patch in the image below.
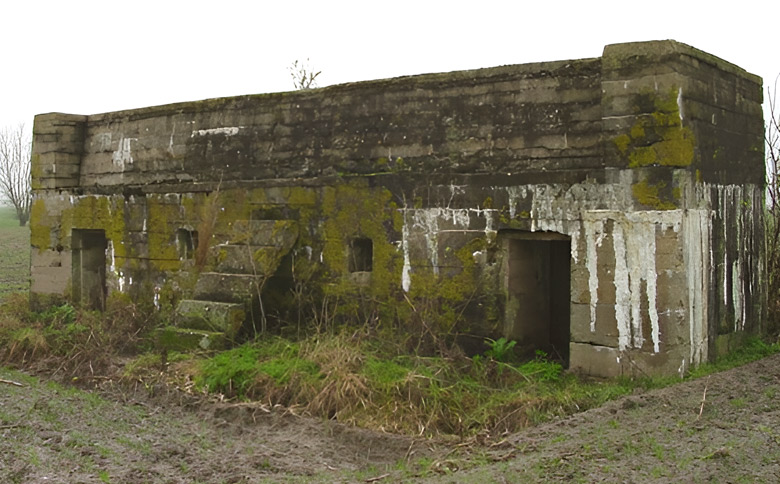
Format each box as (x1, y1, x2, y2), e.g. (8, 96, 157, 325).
(65, 196, 128, 260)
(30, 198, 51, 252)
(613, 134, 631, 154)
(631, 180, 677, 210)
(147, 195, 181, 271)
(653, 132, 695, 167)
(616, 87, 696, 168)
(628, 146, 657, 167)
(629, 123, 645, 140)
(320, 182, 403, 305)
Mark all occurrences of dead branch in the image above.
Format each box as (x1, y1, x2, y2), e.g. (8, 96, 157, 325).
(696, 375, 710, 421)
(364, 473, 390, 483)
(0, 378, 24, 387)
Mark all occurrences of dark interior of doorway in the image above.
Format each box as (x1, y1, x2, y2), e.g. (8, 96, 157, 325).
(505, 233, 571, 366)
(72, 229, 108, 310)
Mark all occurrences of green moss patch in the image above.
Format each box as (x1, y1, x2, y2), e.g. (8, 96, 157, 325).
(631, 180, 677, 210)
(614, 87, 695, 168)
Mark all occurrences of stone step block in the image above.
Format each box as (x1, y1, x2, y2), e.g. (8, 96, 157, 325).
(176, 299, 245, 336)
(193, 272, 264, 303)
(155, 326, 227, 352)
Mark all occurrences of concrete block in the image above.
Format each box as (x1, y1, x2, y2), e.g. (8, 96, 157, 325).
(176, 300, 245, 336)
(570, 302, 619, 347)
(155, 327, 227, 352)
(193, 272, 264, 302)
(569, 343, 626, 378)
(30, 266, 69, 294)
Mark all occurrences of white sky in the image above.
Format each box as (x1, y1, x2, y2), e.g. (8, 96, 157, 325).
(2, 0, 778, 129)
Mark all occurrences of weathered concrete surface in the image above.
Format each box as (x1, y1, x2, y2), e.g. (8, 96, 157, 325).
(176, 300, 245, 335)
(30, 40, 765, 377)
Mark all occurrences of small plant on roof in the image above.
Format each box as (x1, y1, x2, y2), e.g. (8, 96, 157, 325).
(288, 58, 321, 90)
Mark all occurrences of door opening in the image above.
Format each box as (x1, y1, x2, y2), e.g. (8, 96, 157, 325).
(72, 229, 108, 310)
(503, 231, 571, 366)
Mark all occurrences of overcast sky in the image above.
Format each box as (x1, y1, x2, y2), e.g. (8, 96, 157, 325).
(2, 0, 778, 129)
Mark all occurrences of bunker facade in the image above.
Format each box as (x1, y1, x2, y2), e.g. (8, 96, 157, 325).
(30, 41, 765, 377)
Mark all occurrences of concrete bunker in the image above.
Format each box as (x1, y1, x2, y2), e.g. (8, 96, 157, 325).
(29, 40, 766, 377)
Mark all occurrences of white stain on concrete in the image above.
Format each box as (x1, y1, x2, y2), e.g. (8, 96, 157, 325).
(191, 127, 242, 137)
(612, 222, 632, 351)
(683, 209, 710, 366)
(677, 87, 684, 122)
(168, 122, 176, 155)
(395, 175, 760, 367)
(108, 240, 116, 276)
(583, 218, 605, 332)
(398, 206, 498, 291)
(112, 137, 135, 168)
(401, 220, 412, 292)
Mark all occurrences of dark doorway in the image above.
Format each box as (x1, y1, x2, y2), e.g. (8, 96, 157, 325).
(72, 229, 108, 310)
(503, 232, 571, 365)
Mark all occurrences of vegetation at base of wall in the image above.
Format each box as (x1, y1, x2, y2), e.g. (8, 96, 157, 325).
(1, 289, 779, 438)
(0, 293, 156, 375)
(686, 337, 780, 378)
(182, 331, 779, 438)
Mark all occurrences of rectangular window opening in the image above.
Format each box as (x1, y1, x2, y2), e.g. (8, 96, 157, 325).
(349, 237, 373, 272)
(176, 228, 199, 260)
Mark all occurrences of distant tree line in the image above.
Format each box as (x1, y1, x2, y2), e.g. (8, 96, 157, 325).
(0, 124, 31, 226)
(765, 77, 780, 334)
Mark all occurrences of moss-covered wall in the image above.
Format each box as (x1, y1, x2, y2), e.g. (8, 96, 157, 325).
(30, 40, 765, 377)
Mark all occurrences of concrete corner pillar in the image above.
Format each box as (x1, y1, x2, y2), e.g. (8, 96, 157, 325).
(32, 113, 87, 190)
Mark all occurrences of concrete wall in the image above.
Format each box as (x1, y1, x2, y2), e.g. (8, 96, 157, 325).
(30, 40, 765, 377)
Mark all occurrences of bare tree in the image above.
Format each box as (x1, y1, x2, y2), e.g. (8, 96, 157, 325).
(0, 124, 32, 226)
(765, 76, 780, 332)
(288, 58, 321, 90)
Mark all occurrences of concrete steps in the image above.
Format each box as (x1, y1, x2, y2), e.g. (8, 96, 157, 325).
(162, 219, 299, 352)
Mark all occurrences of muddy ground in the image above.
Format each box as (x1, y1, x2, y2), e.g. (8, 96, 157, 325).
(2, 354, 780, 483)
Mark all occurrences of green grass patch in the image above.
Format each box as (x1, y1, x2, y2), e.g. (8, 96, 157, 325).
(197, 344, 263, 398)
(257, 357, 319, 385)
(688, 337, 780, 378)
(0, 205, 23, 228)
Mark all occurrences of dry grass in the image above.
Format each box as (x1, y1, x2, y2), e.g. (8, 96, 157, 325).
(0, 293, 156, 378)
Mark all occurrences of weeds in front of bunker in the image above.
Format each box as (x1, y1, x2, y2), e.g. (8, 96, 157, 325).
(0, 292, 155, 377)
(175, 327, 780, 438)
(2, 288, 779, 439)
(187, 329, 636, 437)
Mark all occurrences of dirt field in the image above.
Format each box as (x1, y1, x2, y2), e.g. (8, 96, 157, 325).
(0, 214, 29, 299)
(2, 353, 780, 483)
